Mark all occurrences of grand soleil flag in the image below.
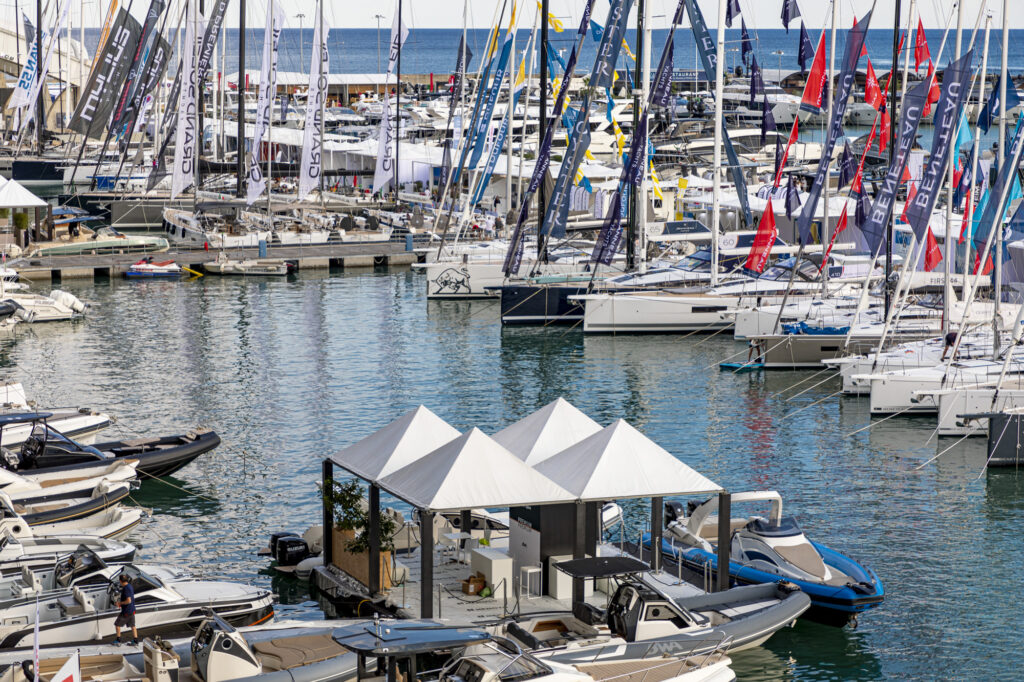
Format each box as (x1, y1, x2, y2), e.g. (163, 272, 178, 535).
(904, 49, 975, 241)
(170, 1, 201, 199)
(797, 11, 872, 245)
(372, 0, 408, 196)
(246, 1, 285, 204)
(298, 7, 329, 201)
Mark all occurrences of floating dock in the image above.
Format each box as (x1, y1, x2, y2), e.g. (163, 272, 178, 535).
(12, 241, 426, 282)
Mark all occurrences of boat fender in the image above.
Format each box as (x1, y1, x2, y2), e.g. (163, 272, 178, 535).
(21, 660, 34, 680)
(848, 580, 876, 595)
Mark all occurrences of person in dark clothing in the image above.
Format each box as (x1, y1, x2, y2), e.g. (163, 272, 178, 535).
(114, 572, 137, 645)
(942, 330, 959, 360)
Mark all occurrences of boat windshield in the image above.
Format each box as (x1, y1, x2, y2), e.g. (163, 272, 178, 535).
(674, 250, 713, 272)
(760, 257, 821, 282)
(42, 426, 106, 458)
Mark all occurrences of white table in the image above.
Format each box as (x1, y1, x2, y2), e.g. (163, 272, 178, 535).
(442, 532, 474, 562)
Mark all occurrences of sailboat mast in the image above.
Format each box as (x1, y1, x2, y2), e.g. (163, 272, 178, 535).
(821, 0, 836, 294)
(994, 0, 1008, 357)
(943, 0, 965, 337)
(710, 0, 726, 287)
(35, 0, 43, 155)
(885, 0, 902, 319)
(538, 0, 548, 259)
(236, 0, 246, 196)
(266, 0, 275, 227)
(504, 26, 515, 223)
(394, 0, 402, 198)
(626, 0, 643, 271)
(318, 0, 325, 201)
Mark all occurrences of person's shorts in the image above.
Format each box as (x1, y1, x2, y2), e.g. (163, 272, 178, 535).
(114, 612, 135, 628)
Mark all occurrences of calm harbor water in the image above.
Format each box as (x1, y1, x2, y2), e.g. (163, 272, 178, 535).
(3, 269, 1018, 679)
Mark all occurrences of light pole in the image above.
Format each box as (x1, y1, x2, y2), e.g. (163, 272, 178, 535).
(772, 50, 784, 82)
(375, 14, 385, 74)
(296, 13, 306, 59)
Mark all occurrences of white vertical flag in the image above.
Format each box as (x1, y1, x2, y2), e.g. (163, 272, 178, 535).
(372, 0, 407, 197)
(14, 0, 72, 129)
(8, 28, 48, 110)
(246, 0, 285, 205)
(298, 3, 329, 201)
(51, 652, 80, 682)
(171, 0, 200, 199)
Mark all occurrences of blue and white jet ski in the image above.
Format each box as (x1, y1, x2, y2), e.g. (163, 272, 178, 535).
(648, 491, 883, 627)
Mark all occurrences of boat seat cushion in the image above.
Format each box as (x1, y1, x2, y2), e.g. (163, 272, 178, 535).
(251, 633, 349, 671)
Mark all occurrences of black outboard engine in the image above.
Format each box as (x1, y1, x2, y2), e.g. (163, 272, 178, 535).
(664, 501, 686, 527)
(274, 536, 310, 566)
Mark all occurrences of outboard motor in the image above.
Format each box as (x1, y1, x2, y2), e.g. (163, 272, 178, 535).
(49, 290, 87, 314)
(191, 613, 262, 682)
(664, 501, 686, 527)
(275, 536, 310, 566)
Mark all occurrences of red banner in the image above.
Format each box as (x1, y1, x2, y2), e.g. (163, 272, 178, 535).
(745, 199, 778, 273)
(799, 31, 828, 114)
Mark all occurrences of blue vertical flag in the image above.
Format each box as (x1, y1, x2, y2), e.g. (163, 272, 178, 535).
(749, 55, 764, 106)
(761, 95, 775, 146)
(781, 0, 801, 33)
(797, 22, 813, 74)
(725, 0, 740, 29)
(774, 135, 784, 179)
(838, 141, 856, 188)
(785, 174, 801, 220)
(467, 29, 516, 172)
(978, 75, 1021, 134)
(741, 19, 753, 66)
(973, 115, 1024, 255)
(797, 9, 872, 245)
(904, 49, 975, 241)
(589, 20, 603, 42)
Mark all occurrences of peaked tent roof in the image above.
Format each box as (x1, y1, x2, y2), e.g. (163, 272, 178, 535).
(378, 428, 575, 511)
(0, 180, 46, 209)
(492, 398, 603, 466)
(331, 405, 460, 482)
(534, 419, 721, 501)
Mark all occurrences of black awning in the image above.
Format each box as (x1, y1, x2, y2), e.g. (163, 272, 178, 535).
(554, 556, 649, 579)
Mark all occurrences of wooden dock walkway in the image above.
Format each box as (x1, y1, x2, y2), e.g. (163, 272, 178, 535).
(12, 241, 426, 282)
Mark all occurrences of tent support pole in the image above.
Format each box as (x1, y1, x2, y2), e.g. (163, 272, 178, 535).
(322, 459, 333, 568)
(572, 502, 585, 604)
(420, 509, 434, 618)
(716, 493, 730, 592)
(651, 497, 663, 573)
(368, 484, 380, 595)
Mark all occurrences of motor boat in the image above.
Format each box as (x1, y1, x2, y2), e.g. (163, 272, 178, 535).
(655, 492, 883, 626)
(0, 487, 142, 540)
(0, 613, 737, 682)
(0, 547, 185, 603)
(0, 383, 113, 446)
(0, 531, 136, 578)
(24, 225, 168, 257)
(497, 555, 808, 658)
(0, 564, 273, 648)
(124, 258, 184, 278)
(0, 457, 138, 505)
(2, 289, 87, 323)
(203, 254, 294, 276)
(0, 413, 220, 478)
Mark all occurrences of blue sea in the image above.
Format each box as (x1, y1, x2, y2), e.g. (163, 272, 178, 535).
(75, 27, 1024, 78)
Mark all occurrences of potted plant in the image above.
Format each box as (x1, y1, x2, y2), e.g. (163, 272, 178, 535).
(321, 478, 397, 591)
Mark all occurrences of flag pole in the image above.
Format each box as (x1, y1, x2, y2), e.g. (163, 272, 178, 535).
(994, 0, 1008, 358)
(885, 0, 903, 321)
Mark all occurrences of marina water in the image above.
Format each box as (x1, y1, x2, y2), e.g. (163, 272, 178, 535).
(5, 269, 1016, 679)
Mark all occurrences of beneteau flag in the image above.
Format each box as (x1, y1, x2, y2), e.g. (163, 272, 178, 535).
(246, 1, 285, 205)
(299, 12, 329, 201)
(797, 10, 872, 245)
(170, 1, 201, 199)
(904, 50, 975, 241)
(859, 79, 930, 253)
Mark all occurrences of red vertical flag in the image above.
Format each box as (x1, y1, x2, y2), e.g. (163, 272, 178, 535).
(923, 61, 940, 116)
(745, 199, 778, 273)
(960, 191, 973, 244)
(900, 181, 918, 222)
(865, 59, 883, 110)
(915, 17, 930, 72)
(879, 108, 891, 153)
(773, 119, 800, 188)
(924, 227, 942, 271)
(800, 32, 828, 114)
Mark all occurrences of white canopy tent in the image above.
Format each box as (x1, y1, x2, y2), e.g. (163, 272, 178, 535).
(377, 428, 574, 512)
(492, 398, 603, 467)
(0, 180, 47, 210)
(534, 419, 721, 501)
(330, 405, 460, 482)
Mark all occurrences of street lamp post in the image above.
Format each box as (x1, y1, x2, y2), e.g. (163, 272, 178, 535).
(297, 13, 306, 60)
(375, 14, 385, 74)
(772, 50, 784, 80)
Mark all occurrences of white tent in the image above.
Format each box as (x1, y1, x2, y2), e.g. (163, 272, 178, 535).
(0, 180, 47, 210)
(330, 405, 460, 482)
(378, 428, 574, 511)
(492, 398, 603, 466)
(535, 419, 721, 501)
